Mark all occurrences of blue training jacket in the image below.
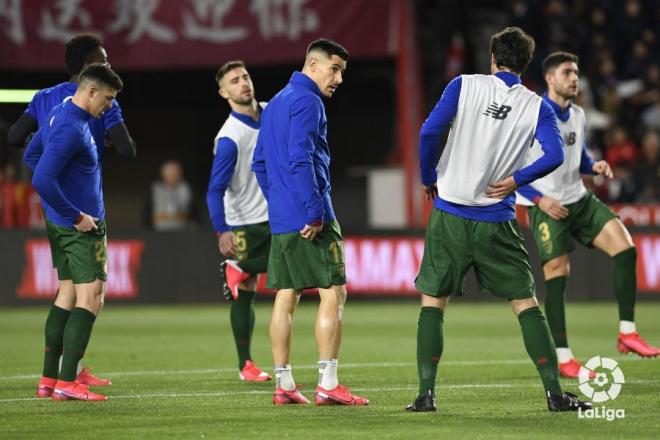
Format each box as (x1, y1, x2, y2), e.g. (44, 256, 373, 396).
(252, 72, 336, 234)
(25, 100, 104, 227)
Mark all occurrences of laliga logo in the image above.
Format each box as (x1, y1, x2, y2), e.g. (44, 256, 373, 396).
(578, 356, 625, 402)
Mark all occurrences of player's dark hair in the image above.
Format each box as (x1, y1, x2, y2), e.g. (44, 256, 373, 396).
(542, 51, 579, 75)
(64, 34, 103, 77)
(306, 38, 349, 61)
(78, 63, 123, 92)
(215, 60, 246, 84)
(489, 27, 535, 74)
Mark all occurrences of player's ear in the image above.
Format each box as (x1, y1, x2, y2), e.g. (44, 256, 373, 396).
(218, 86, 228, 99)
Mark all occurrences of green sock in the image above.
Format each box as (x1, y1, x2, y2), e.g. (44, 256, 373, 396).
(60, 307, 96, 381)
(230, 289, 256, 370)
(543, 276, 568, 348)
(613, 248, 637, 322)
(42, 305, 71, 379)
(517, 306, 562, 395)
(238, 256, 268, 275)
(417, 306, 444, 395)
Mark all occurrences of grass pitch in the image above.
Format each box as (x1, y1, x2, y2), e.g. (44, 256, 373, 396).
(1, 300, 659, 439)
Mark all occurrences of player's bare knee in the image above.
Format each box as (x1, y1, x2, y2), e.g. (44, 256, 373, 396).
(421, 293, 448, 310)
(511, 297, 539, 316)
(543, 256, 570, 279)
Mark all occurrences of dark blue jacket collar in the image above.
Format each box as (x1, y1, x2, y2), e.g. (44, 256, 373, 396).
(542, 92, 571, 122)
(290, 71, 321, 97)
(494, 71, 521, 87)
(231, 107, 260, 129)
(64, 99, 92, 121)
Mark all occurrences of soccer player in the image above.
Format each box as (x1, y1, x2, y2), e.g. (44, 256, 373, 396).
(206, 60, 271, 382)
(516, 52, 660, 377)
(8, 34, 135, 159)
(24, 64, 124, 401)
(8, 34, 135, 391)
(407, 27, 591, 413)
(252, 39, 368, 406)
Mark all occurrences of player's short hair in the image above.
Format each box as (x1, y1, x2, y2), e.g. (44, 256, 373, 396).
(215, 60, 246, 85)
(542, 52, 579, 75)
(64, 34, 103, 77)
(489, 27, 535, 74)
(306, 38, 349, 61)
(78, 63, 123, 92)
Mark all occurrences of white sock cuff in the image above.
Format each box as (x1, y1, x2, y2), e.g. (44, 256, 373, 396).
(619, 321, 636, 334)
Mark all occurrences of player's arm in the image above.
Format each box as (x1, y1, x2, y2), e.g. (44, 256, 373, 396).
(288, 95, 324, 230)
(512, 101, 564, 186)
(206, 137, 239, 257)
(7, 113, 38, 148)
(579, 140, 613, 178)
(252, 134, 269, 199)
(419, 76, 461, 197)
(32, 126, 87, 227)
(518, 183, 568, 220)
(23, 128, 44, 172)
(489, 102, 564, 198)
(104, 100, 136, 159)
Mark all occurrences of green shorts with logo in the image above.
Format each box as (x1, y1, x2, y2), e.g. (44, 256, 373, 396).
(527, 192, 617, 264)
(266, 220, 346, 290)
(231, 221, 271, 274)
(45, 217, 108, 284)
(415, 209, 535, 300)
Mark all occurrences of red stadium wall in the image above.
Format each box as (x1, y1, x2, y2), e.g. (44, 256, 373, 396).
(1, 224, 660, 304)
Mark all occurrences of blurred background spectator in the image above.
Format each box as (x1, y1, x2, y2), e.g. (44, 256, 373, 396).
(149, 160, 195, 231)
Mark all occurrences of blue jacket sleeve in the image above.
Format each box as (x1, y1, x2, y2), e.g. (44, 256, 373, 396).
(288, 96, 324, 224)
(419, 76, 462, 186)
(512, 100, 564, 186)
(252, 132, 269, 200)
(579, 141, 596, 175)
(206, 137, 238, 233)
(32, 125, 83, 225)
(517, 184, 544, 204)
(23, 128, 44, 171)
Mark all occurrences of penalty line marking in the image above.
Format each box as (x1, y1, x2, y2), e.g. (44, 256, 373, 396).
(0, 356, 646, 382)
(1, 380, 659, 403)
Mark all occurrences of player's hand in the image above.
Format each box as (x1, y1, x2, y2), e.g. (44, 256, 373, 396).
(300, 223, 323, 241)
(538, 196, 569, 220)
(218, 231, 238, 257)
(424, 184, 438, 201)
(486, 176, 517, 199)
(592, 160, 613, 179)
(74, 213, 98, 232)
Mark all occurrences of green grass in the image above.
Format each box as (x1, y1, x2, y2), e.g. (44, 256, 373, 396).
(1, 301, 659, 439)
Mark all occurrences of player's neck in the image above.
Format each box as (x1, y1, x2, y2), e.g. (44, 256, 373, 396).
(231, 100, 260, 121)
(547, 90, 571, 111)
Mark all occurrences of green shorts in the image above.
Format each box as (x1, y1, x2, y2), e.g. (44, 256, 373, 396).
(266, 220, 346, 290)
(231, 221, 271, 274)
(415, 209, 535, 300)
(45, 217, 108, 284)
(527, 192, 617, 264)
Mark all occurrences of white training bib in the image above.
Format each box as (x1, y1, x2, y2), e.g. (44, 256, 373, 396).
(436, 74, 542, 206)
(213, 103, 268, 226)
(516, 103, 587, 206)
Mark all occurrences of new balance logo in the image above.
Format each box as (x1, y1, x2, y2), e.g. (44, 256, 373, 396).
(483, 102, 512, 120)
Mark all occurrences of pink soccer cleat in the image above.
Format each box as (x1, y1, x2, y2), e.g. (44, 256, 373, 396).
(76, 367, 112, 386)
(273, 387, 310, 405)
(314, 384, 369, 406)
(221, 260, 250, 301)
(52, 380, 107, 401)
(617, 332, 660, 357)
(559, 359, 595, 379)
(36, 376, 57, 398)
(239, 360, 271, 382)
